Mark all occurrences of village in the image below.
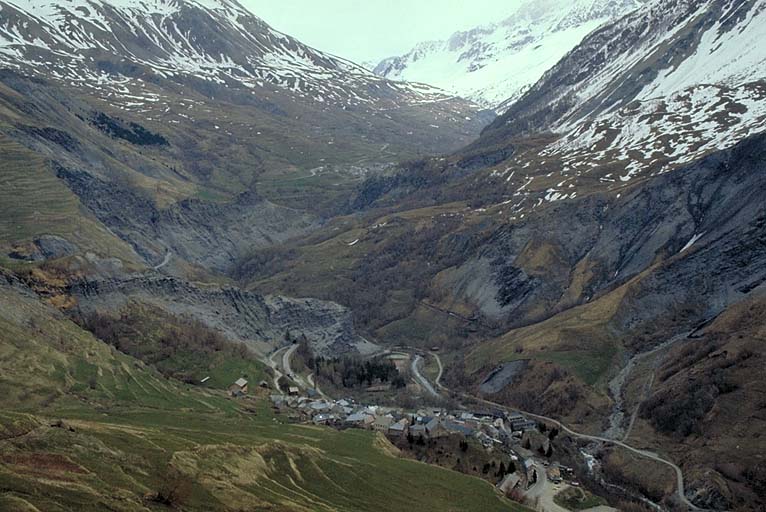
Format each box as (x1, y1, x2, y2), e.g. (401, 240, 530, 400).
(225, 374, 594, 511)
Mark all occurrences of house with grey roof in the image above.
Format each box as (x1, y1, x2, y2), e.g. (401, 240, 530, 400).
(345, 412, 374, 427)
(388, 418, 409, 436)
(373, 415, 394, 432)
(313, 413, 338, 425)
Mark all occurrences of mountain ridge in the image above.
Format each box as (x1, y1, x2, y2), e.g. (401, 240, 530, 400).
(373, 0, 644, 110)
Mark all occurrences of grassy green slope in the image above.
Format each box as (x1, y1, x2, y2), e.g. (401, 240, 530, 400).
(80, 303, 268, 390)
(0, 277, 525, 512)
(0, 135, 139, 263)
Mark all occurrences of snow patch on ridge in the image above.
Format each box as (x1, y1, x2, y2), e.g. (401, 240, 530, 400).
(374, 0, 642, 110)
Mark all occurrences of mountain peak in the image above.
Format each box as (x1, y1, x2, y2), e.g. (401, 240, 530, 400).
(373, 0, 643, 110)
(0, 0, 466, 109)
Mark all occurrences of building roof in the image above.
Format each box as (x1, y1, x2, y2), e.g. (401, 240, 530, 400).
(234, 378, 248, 387)
(346, 412, 372, 423)
(443, 421, 475, 436)
(374, 416, 394, 427)
(511, 419, 537, 431)
(389, 419, 408, 431)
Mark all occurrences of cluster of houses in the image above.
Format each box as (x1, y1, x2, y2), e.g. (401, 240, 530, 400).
(268, 393, 542, 451)
(220, 378, 584, 500)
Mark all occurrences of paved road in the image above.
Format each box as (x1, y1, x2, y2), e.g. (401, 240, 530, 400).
(306, 372, 328, 399)
(411, 354, 439, 398)
(525, 461, 569, 512)
(469, 395, 705, 511)
(282, 344, 307, 388)
(409, 350, 706, 512)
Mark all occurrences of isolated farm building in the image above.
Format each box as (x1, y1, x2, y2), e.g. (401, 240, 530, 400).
(498, 473, 522, 496)
(229, 378, 248, 396)
(288, 386, 300, 396)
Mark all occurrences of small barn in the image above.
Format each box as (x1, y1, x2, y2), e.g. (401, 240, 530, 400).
(229, 378, 248, 396)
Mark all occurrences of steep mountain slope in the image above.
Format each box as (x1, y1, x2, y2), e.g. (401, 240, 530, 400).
(241, 113, 766, 512)
(1, 0, 764, 509)
(480, 0, 766, 179)
(374, 0, 643, 110)
(71, 273, 379, 357)
(0, 0, 464, 111)
(0, 272, 522, 512)
(0, 0, 492, 274)
(234, 2, 766, 507)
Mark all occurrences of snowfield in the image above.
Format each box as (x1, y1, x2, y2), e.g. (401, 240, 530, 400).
(373, 0, 643, 111)
(0, 0, 463, 111)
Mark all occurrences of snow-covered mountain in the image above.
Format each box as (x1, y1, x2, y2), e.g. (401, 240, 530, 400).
(0, 0, 492, 174)
(373, 0, 644, 110)
(479, 0, 766, 185)
(0, 0, 469, 111)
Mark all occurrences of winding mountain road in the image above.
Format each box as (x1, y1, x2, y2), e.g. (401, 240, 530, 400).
(282, 345, 298, 379)
(265, 346, 289, 390)
(525, 461, 569, 512)
(411, 354, 439, 398)
(498, 405, 704, 511)
(410, 350, 706, 512)
(306, 372, 328, 399)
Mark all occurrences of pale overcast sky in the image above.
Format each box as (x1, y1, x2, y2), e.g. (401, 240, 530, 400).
(241, 1, 521, 64)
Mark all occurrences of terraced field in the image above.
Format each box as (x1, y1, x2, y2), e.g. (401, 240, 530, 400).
(0, 135, 137, 262)
(0, 277, 526, 512)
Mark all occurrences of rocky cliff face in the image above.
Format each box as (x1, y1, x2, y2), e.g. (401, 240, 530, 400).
(466, 132, 766, 344)
(56, 165, 315, 273)
(71, 275, 378, 357)
(0, 0, 495, 275)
